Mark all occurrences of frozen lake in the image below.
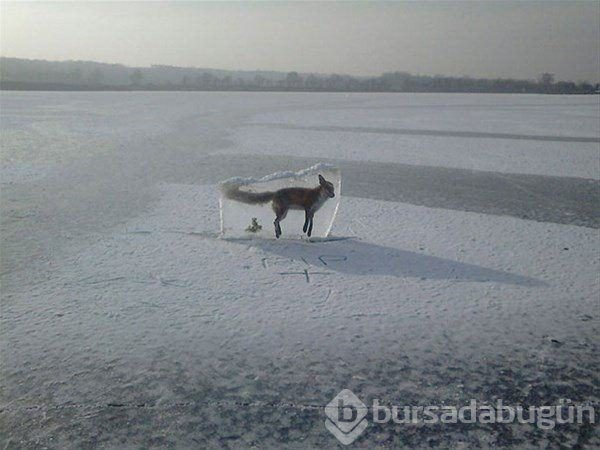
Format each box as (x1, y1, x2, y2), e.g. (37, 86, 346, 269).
(1, 92, 599, 447)
(1, 93, 598, 278)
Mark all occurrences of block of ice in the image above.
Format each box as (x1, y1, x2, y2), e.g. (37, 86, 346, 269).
(219, 164, 341, 239)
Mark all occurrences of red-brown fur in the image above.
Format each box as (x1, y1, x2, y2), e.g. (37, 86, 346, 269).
(223, 174, 335, 238)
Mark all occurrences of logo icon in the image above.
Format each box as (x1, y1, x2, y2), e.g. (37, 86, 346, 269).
(325, 389, 368, 445)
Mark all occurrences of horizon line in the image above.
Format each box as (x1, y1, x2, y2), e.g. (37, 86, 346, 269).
(3, 55, 597, 84)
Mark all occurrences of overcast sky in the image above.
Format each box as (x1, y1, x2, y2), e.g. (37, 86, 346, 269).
(1, 1, 598, 81)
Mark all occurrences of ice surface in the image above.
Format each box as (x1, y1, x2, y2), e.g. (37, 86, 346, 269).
(1, 92, 598, 447)
(219, 164, 341, 239)
(3, 181, 598, 447)
(227, 94, 600, 180)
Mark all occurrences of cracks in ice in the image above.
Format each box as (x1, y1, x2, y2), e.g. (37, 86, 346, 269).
(1, 399, 331, 414)
(278, 269, 332, 283)
(6, 399, 598, 415)
(76, 273, 191, 288)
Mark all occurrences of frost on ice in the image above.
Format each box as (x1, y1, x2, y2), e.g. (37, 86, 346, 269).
(219, 164, 341, 239)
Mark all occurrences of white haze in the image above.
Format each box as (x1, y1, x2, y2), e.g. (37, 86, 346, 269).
(1, 1, 599, 82)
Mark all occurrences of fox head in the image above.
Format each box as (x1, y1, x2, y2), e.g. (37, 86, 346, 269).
(318, 174, 335, 198)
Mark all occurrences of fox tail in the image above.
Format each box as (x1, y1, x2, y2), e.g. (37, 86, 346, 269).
(221, 183, 275, 204)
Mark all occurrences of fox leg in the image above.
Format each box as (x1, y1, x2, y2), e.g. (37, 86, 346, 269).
(273, 202, 288, 239)
(305, 210, 314, 237)
(274, 218, 281, 238)
(303, 210, 310, 233)
(274, 215, 281, 238)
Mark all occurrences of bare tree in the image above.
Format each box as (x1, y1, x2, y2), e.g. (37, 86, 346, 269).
(538, 73, 555, 85)
(285, 71, 302, 89)
(130, 69, 143, 86)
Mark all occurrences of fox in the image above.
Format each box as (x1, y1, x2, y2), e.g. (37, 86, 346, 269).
(223, 174, 335, 238)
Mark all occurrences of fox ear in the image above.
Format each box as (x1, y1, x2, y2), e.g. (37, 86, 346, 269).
(318, 174, 326, 185)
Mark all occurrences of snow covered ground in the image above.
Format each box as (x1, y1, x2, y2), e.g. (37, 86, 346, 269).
(231, 94, 600, 180)
(1, 92, 599, 448)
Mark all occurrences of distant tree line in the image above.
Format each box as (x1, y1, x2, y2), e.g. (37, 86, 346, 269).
(1, 58, 597, 94)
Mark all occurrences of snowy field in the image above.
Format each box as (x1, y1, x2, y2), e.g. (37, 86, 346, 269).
(1, 92, 599, 448)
